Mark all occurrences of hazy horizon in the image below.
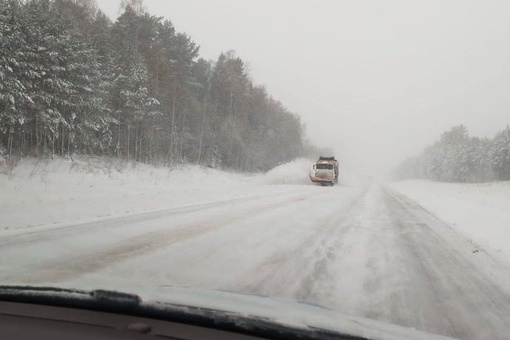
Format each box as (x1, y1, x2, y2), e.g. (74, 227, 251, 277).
(98, 0, 510, 175)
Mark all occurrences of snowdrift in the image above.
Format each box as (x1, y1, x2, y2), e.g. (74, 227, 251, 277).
(0, 157, 314, 232)
(259, 158, 313, 185)
(0, 157, 254, 231)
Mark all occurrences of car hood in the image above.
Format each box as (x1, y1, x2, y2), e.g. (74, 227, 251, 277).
(145, 285, 456, 340)
(0, 284, 456, 340)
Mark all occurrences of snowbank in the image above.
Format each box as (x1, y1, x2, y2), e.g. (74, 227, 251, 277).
(389, 180, 510, 267)
(259, 158, 313, 185)
(0, 157, 255, 231)
(0, 157, 314, 232)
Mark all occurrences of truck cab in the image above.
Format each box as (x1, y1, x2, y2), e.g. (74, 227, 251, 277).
(310, 156, 339, 186)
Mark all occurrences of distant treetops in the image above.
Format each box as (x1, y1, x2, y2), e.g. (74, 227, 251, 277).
(396, 125, 510, 182)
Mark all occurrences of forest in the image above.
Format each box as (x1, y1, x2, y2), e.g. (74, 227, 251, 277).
(0, 0, 310, 171)
(396, 125, 510, 182)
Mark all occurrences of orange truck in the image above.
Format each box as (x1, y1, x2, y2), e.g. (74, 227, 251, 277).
(309, 156, 339, 186)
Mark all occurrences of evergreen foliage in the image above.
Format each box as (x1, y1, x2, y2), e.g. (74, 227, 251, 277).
(396, 125, 510, 182)
(0, 0, 306, 171)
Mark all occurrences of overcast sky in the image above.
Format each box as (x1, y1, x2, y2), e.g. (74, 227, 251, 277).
(98, 0, 510, 175)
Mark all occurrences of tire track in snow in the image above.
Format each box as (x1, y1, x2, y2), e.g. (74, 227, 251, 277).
(231, 186, 370, 299)
(230, 184, 510, 340)
(3, 189, 331, 284)
(0, 188, 310, 248)
(381, 188, 510, 340)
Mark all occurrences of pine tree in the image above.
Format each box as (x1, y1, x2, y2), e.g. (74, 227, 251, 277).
(491, 127, 510, 181)
(0, 0, 307, 169)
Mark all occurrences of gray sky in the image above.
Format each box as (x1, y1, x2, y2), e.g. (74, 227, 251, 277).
(98, 0, 510, 175)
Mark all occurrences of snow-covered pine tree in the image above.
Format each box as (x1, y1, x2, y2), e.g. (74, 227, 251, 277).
(491, 126, 510, 181)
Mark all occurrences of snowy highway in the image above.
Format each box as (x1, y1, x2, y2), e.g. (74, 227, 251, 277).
(2, 178, 510, 340)
(4, 2, 510, 339)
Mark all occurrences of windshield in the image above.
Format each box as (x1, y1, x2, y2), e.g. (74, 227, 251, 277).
(1, 1, 510, 340)
(316, 164, 334, 170)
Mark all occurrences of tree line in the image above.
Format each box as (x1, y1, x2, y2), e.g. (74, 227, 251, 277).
(0, 0, 308, 171)
(395, 125, 510, 182)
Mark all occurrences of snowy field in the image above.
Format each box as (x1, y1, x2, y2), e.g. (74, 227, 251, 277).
(1, 157, 510, 339)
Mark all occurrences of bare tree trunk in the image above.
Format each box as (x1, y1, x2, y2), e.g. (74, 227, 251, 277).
(180, 105, 186, 161)
(169, 82, 178, 163)
(127, 122, 131, 160)
(7, 124, 13, 160)
(197, 105, 207, 164)
(138, 123, 143, 162)
(67, 130, 71, 159)
(197, 82, 211, 165)
(134, 123, 138, 161)
(28, 130, 32, 156)
(51, 124, 56, 159)
(117, 120, 121, 157)
(61, 123, 65, 156)
(35, 115, 39, 157)
(43, 129, 47, 156)
(149, 116, 155, 164)
(139, 123, 142, 161)
(20, 128, 24, 158)
(228, 93, 235, 166)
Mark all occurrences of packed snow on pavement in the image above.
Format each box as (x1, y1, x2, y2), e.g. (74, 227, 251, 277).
(1, 157, 510, 340)
(389, 180, 510, 269)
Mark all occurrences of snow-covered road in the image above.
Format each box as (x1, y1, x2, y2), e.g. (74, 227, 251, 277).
(2, 178, 510, 339)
